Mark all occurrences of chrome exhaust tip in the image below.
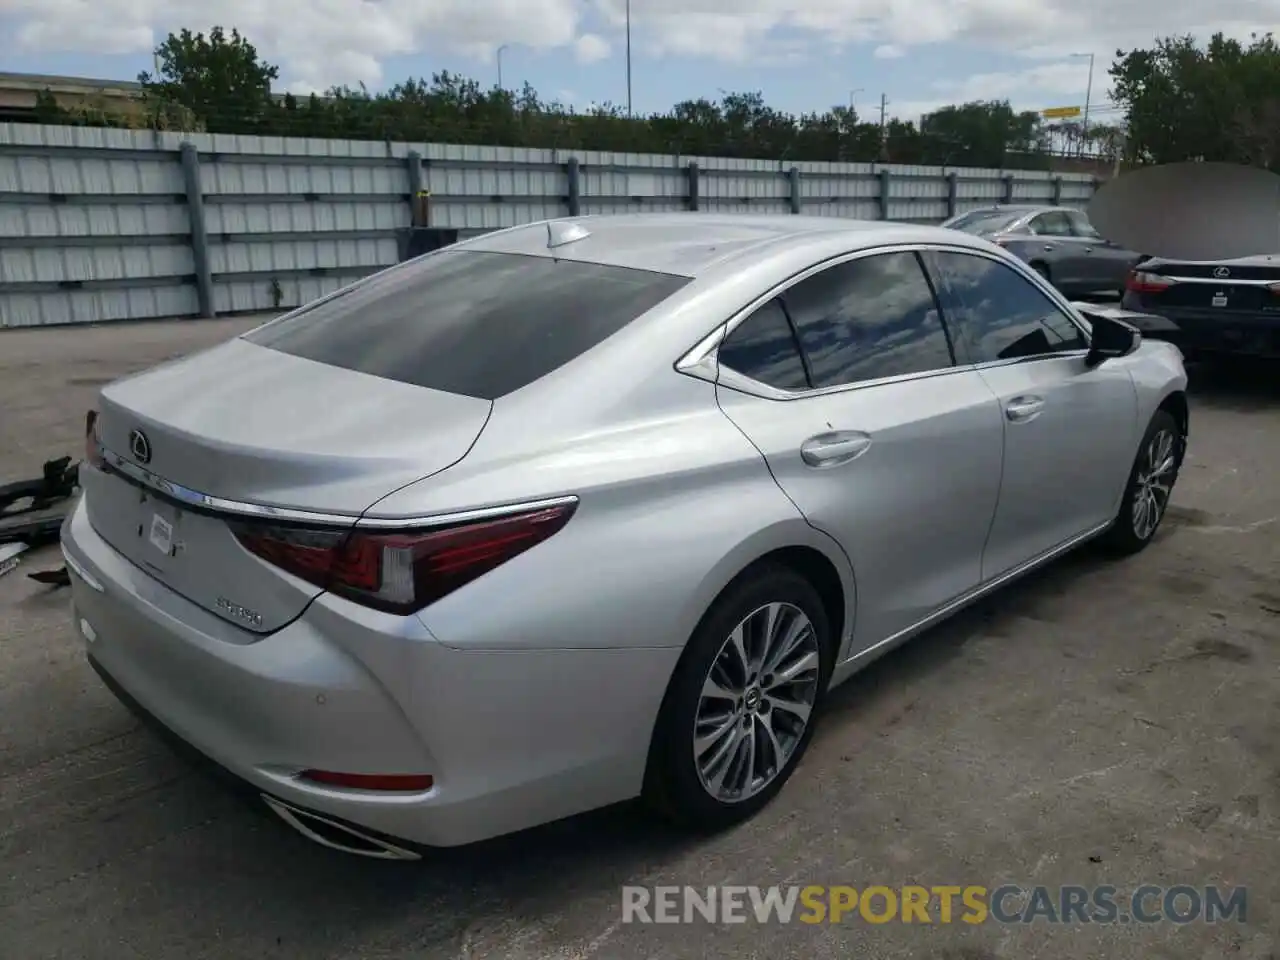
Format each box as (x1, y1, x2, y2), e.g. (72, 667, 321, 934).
(261, 794, 422, 861)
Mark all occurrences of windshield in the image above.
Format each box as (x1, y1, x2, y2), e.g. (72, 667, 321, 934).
(946, 210, 1027, 235)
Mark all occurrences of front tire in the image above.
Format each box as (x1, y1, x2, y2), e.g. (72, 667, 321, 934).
(643, 564, 833, 832)
(1099, 410, 1182, 555)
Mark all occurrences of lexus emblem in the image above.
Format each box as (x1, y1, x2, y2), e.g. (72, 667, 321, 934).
(128, 429, 152, 464)
(1213, 266, 1231, 279)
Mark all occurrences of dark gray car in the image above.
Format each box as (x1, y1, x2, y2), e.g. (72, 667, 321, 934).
(942, 205, 1143, 298)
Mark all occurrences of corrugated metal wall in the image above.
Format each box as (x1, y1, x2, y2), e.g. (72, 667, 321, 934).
(0, 123, 1099, 328)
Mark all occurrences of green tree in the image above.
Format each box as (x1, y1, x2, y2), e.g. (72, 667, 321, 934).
(1110, 32, 1280, 168)
(138, 26, 279, 133)
(918, 102, 1047, 167)
(17, 25, 1113, 171)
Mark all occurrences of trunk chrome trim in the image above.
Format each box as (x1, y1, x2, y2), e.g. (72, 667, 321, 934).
(96, 441, 579, 531)
(62, 542, 104, 592)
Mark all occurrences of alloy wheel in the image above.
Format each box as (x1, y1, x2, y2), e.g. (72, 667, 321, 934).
(692, 602, 821, 803)
(1131, 428, 1176, 540)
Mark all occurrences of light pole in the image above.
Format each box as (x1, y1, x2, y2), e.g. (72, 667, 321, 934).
(497, 44, 509, 90)
(1070, 51, 1095, 155)
(625, 0, 632, 117)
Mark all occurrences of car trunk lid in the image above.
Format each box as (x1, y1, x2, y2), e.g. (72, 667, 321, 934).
(87, 337, 493, 633)
(1135, 256, 1280, 314)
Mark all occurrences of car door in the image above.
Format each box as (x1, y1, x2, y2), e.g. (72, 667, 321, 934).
(1026, 211, 1088, 291)
(1065, 209, 1137, 293)
(711, 249, 1006, 656)
(922, 249, 1140, 581)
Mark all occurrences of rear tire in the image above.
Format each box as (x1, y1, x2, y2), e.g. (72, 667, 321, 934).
(643, 564, 833, 832)
(1098, 410, 1182, 556)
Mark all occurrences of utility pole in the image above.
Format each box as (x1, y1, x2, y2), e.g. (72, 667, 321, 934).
(497, 44, 508, 90)
(625, 0, 633, 118)
(878, 93, 889, 161)
(1070, 51, 1095, 156)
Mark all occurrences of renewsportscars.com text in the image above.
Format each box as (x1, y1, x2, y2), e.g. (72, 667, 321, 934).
(621, 884, 1247, 925)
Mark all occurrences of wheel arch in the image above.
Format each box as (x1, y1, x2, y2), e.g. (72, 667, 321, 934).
(1156, 389, 1189, 467)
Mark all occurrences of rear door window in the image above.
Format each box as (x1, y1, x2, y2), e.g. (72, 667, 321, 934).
(717, 299, 811, 391)
(244, 251, 691, 399)
(781, 251, 957, 388)
(947, 210, 1027, 235)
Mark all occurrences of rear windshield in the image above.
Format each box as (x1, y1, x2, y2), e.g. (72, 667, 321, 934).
(243, 251, 691, 399)
(946, 210, 1027, 234)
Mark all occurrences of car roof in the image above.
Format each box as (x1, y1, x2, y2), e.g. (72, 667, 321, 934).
(457, 212, 998, 277)
(959, 205, 1053, 217)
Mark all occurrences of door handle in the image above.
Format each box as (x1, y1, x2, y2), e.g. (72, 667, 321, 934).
(1084, 247, 1094, 254)
(1043, 244, 1055, 252)
(1005, 396, 1045, 422)
(800, 431, 872, 468)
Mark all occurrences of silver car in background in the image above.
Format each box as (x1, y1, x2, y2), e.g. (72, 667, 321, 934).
(63, 214, 1189, 859)
(943, 205, 1144, 298)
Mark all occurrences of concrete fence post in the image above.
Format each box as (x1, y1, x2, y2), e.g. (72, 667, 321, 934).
(946, 172, 958, 219)
(686, 162, 700, 212)
(1051, 176, 1063, 206)
(878, 168, 892, 220)
(788, 167, 801, 214)
(566, 157, 581, 216)
(1003, 174, 1016, 204)
(179, 142, 214, 319)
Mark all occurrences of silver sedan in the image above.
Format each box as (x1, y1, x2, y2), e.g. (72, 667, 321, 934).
(943, 204, 1145, 298)
(63, 214, 1189, 859)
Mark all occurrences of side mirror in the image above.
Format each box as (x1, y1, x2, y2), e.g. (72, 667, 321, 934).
(1084, 312, 1141, 367)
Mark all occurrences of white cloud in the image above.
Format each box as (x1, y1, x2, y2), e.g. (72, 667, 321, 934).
(874, 44, 904, 59)
(573, 32, 611, 63)
(1, 0, 1278, 94)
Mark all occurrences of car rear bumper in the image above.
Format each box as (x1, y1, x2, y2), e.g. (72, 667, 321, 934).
(61, 497, 680, 850)
(1118, 296, 1280, 358)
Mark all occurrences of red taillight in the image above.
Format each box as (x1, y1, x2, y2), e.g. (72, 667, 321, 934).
(298, 770, 433, 792)
(84, 409, 104, 469)
(229, 500, 577, 615)
(1126, 269, 1172, 294)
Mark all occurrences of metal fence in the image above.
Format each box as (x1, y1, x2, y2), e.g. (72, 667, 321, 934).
(0, 123, 1100, 328)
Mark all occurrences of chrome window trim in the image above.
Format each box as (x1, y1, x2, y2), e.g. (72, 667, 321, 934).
(96, 443, 578, 530)
(675, 241, 1094, 402)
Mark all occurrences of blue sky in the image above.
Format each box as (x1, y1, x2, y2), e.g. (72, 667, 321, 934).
(2, 1, 1269, 127)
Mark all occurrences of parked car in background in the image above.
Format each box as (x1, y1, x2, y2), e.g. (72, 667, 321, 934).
(65, 214, 1189, 859)
(942, 205, 1144, 299)
(1121, 255, 1280, 360)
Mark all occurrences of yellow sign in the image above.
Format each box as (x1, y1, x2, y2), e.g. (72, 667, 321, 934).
(1041, 106, 1082, 119)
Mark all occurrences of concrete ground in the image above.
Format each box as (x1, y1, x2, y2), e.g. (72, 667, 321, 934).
(0, 318, 1277, 960)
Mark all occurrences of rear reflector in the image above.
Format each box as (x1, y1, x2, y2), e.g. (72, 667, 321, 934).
(85, 409, 104, 469)
(299, 770, 434, 792)
(229, 500, 577, 615)
(1126, 270, 1172, 294)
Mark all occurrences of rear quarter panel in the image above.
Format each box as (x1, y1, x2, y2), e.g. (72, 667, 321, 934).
(367, 375, 856, 655)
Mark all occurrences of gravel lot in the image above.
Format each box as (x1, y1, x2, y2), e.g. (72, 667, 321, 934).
(1, 317, 1277, 960)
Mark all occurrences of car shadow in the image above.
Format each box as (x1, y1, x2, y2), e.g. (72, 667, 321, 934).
(1186, 357, 1280, 412)
(15, 538, 1128, 955)
(815, 544, 1108, 727)
(147, 546, 1117, 946)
